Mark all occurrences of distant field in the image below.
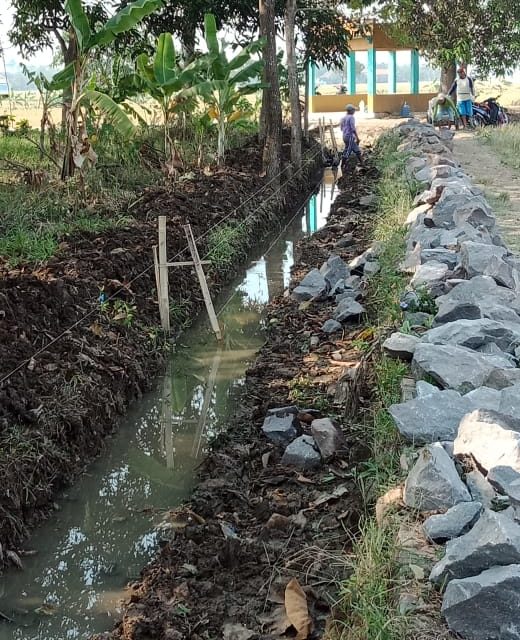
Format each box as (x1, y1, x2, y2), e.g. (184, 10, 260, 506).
(3, 79, 520, 130)
(316, 80, 520, 107)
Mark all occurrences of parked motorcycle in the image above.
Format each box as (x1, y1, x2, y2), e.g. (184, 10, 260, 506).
(472, 96, 509, 127)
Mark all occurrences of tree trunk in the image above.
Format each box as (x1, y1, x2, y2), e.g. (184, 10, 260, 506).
(217, 117, 226, 166)
(441, 62, 457, 94)
(259, 87, 268, 147)
(39, 110, 46, 160)
(303, 62, 309, 140)
(259, 0, 283, 184)
(61, 54, 81, 180)
(258, 11, 267, 147)
(60, 33, 78, 133)
(181, 21, 197, 63)
(285, 0, 302, 168)
(61, 100, 78, 180)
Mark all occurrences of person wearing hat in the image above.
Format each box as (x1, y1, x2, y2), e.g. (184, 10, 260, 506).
(448, 67, 475, 128)
(432, 92, 458, 129)
(340, 103, 363, 172)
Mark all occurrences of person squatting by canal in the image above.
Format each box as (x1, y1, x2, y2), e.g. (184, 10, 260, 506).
(340, 104, 363, 173)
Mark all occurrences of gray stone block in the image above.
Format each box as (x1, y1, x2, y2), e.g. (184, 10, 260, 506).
(333, 298, 365, 322)
(487, 466, 520, 494)
(262, 413, 301, 445)
(383, 332, 421, 361)
(321, 319, 342, 334)
(404, 443, 472, 511)
(411, 261, 449, 288)
(292, 269, 328, 301)
(389, 390, 473, 443)
(430, 509, 520, 586)
(423, 501, 482, 543)
(412, 343, 514, 394)
(310, 418, 345, 461)
(281, 435, 321, 470)
(320, 255, 350, 287)
(442, 564, 520, 640)
(460, 241, 508, 279)
(454, 410, 520, 474)
(422, 318, 520, 355)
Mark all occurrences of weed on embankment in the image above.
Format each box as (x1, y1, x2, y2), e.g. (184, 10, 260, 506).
(0, 131, 155, 264)
(330, 132, 421, 640)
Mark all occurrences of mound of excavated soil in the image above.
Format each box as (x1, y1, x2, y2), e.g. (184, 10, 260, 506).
(0, 138, 321, 556)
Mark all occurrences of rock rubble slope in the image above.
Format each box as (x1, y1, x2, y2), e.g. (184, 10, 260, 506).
(384, 121, 520, 639)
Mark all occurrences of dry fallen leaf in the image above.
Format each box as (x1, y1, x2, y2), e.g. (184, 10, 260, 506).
(285, 578, 312, 640)
(262, 452, 271, 469)
(375, 485, 404, 526)
(89, 322, 104, 337)
(308, 484, 349, 509)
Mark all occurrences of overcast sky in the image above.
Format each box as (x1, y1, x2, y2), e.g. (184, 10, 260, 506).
(1, 0, 519, 81)
(1, 0, 55, 68)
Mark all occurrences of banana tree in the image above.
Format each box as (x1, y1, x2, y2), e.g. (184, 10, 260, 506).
(120, 32, 201, 175)
(196, 13, 265, 165)
(21, 65, 61, 158)
(51, 0, 162, 179)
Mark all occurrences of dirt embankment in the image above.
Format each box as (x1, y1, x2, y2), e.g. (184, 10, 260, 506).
(95, 165, 381, 640)
(0, 138, 322, 558)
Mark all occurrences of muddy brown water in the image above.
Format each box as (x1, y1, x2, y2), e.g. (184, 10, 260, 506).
(0, 171, 337, 640)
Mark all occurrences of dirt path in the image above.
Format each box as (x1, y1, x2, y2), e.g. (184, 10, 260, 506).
(452, 132, 520, 253)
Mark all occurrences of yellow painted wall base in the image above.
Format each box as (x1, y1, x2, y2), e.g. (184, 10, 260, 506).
(311, 94, 368, 113)
(310, 93, 437, 114)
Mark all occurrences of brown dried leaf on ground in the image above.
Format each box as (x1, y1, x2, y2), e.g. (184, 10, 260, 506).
(285, 578, 312, 640)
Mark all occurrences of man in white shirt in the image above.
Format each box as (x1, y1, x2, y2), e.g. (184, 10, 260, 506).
(448, 67, 475, 128)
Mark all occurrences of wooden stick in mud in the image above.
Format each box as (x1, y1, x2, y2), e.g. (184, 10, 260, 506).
(183, 224, 223, 341)
(157, 216, 171, 334)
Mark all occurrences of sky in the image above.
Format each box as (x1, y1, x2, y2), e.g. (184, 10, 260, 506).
(1, 0, 520, 81)
(0, 0, 55, 70)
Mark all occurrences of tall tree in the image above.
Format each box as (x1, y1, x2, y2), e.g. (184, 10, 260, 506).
(378, 0, 520, 91)
(285, 0, 301, 168)
(259, 0, 283, 183)
(9, 0, 107, 69)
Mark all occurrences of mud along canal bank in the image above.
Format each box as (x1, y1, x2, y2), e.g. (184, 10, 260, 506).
(0, 139, 323, 557)
(92, 163, 384, 640)
(0, 148, 332, 638)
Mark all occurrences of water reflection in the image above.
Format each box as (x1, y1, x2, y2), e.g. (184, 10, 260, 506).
(0, 177, 333, 640)
(303, 167, 337, 234)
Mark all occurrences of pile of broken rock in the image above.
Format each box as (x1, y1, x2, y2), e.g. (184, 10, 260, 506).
(291, 238, 382, 332)
(383, 121, 520, 640)
(261, 406, 346, 469)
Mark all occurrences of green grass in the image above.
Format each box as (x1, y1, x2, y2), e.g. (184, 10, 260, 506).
(0, 117, 260, 265)
(0, 128, 160, 264)
(336, 519, 404, 640)
(205, 222, 250, 272)
(478, 123, 520, 170)
(331, 131, 420, 640)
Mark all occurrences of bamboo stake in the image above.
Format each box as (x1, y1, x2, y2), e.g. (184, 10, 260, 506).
(184, 224, 222, 341)
(158, 216, 171, 334)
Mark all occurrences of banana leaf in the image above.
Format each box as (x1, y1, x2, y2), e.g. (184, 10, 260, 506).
(50, 63, 75, 91)
(154, 33, 176, 85)
(203, 14, 220, 58)
(230, 60, 264, 85)
(85, 90, 136, 137)
(64, 0, 92, 51)
(92, 0, 163, 47)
